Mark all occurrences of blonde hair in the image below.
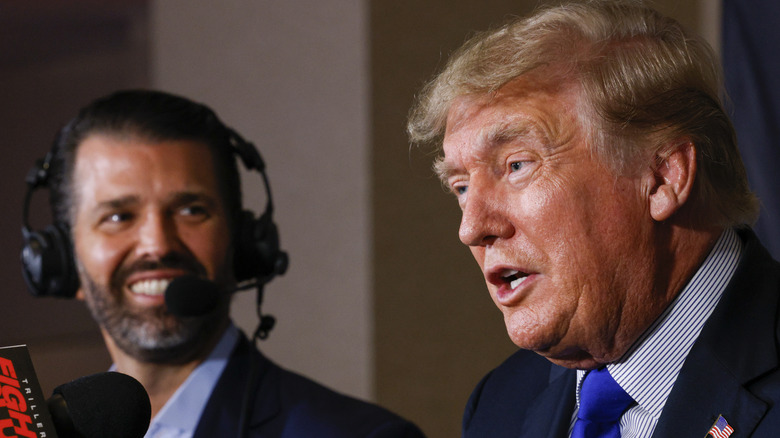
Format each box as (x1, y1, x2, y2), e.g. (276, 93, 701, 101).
(408, 0, 758, 227)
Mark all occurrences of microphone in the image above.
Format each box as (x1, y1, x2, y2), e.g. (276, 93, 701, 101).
(48, 372, 151, 438)
(164, 275, 220, 317)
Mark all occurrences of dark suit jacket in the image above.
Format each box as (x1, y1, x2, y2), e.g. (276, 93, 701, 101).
(193, 333, 426, 438)
(463, 230, 780, 437)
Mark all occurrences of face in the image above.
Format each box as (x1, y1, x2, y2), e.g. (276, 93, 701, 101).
(441, 76, 666, 369)
(71, 134, 233, 363)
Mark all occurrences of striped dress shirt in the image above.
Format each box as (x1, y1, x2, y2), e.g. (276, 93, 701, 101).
(570, 228, 744, 438)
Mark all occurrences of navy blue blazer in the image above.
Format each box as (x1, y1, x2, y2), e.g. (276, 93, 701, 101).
(463, 230, 780, 437)
(193, 333, 425, 438)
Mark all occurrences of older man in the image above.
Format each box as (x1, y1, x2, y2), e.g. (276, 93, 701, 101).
(409, 1, 780, 437)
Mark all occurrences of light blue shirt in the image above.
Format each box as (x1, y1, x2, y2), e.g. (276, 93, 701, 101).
(144, 323, 239, 438)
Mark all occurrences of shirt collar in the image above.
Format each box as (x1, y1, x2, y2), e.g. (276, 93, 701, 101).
(576, 228, 743, 419)
(148, 322, 239, 435)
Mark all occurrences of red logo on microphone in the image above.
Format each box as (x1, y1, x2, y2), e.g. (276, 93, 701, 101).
(0, 346, 57, 438)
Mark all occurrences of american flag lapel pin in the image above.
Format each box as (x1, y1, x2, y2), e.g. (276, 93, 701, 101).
(706, 415, 734, 438)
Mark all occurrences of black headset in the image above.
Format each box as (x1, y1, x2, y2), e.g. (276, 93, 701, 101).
(20, 123, 289, 300)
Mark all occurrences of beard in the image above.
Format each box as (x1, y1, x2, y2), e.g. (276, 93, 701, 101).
(78, 253, 231, 364)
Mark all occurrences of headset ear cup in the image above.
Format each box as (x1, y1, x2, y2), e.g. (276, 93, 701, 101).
(21, 223, 79, 298)
(233, 210, 275, 282)
(233, 210, 286, 283)
(254, 217, 283, 276)
(233, 210, 255, 282)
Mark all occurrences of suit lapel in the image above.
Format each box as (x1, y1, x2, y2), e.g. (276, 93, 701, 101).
(520, 365, 576, 438)
(654, 231, 780, 437)
(654, 346, 767, 437)
(194, 333, 279, 437)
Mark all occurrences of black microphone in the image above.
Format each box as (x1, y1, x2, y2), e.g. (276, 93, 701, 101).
(48, 372, 151, 438)
(164, 275, 220, 317)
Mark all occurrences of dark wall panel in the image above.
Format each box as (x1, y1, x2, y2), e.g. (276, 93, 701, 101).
(0, 1, 149, 393)
(370, 2, 532, 437)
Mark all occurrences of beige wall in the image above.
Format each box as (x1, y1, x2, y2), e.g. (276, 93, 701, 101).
(152, 0, 374, 399)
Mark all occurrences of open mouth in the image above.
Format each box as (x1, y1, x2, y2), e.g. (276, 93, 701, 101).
(502, 269, 530, 290)
(129, 278, 172, 297)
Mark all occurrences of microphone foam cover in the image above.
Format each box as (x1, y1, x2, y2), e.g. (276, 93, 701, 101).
(164, 275, 220, 317)
(53, 372, 151, 438)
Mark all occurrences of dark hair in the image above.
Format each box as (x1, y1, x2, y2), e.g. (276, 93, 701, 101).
(49, 89, 243, 230)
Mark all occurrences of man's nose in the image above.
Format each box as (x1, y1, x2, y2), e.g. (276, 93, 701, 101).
(458, 183, 513, 247)
(135, 212, 181, 258)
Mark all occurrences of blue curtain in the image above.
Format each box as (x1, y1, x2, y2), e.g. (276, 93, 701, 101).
(722, 0, 780, 259)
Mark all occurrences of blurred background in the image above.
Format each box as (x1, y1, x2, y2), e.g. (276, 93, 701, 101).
(2, 1, 775, 437)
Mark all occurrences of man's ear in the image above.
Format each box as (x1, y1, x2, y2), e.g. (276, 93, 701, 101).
(647, 139, 697, 222)
(75, 288, 85, 301)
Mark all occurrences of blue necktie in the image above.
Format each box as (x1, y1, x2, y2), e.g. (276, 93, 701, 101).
(571, 367, 635, 438)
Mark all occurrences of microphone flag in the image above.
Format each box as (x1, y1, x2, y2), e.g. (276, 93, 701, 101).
(0, 345, 58, 438)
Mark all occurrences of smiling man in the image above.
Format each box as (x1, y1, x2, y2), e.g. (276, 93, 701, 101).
(73, 135, 232, 367)
(409, 1, 780, 437)
(32, 90, 425, 438)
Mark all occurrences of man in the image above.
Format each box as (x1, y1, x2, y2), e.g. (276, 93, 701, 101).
(408, 1, 780, 437)
(28, 90, 424, 437)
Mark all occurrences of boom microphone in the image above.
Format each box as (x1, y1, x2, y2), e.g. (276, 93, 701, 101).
(164, 275, 221, 317)
(48, 372, 151, 438)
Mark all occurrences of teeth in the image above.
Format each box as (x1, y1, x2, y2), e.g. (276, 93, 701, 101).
(500, 269, 529, 290)
(510, 276, 529, 290)
(130, 279, 171, 296)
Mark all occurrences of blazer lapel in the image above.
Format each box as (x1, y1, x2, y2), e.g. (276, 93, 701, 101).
(194, 333, 279, 437)
(520, 365, 577, 438)
(654, 346, 767, 437)
(654, 231, 780, 437)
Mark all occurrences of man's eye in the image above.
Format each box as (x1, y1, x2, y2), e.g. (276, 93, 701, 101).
(180, 205, 209, 217)
(450, 183, 467, 196)
(105, 212, 132, 223)
(510, 161, 525, 172)
(96, 211, 134, 232)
